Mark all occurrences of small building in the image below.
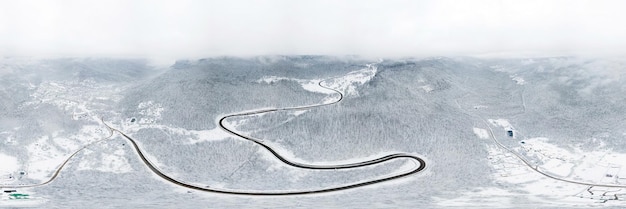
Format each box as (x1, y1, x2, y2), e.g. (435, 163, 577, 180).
(507, 130, 514, 137)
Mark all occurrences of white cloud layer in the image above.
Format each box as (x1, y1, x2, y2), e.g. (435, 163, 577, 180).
(1, 0, 625, 60)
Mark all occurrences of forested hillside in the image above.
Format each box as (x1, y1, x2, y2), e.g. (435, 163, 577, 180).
(1, 56, 625, 208)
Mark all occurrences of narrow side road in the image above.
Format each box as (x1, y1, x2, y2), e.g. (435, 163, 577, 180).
(1, 127, 114, 189)
(481, 117, 626, 188)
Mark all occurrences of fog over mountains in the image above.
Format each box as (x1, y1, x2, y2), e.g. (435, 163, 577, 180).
(1, 56, 626, 208)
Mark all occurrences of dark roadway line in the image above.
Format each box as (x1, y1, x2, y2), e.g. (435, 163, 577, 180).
(480, 115, 626, 188)
(105, 76, 426, 195)
(2, 127, 114, 189)
(454, 80, 626, 188)
(2, 69, 426, 195)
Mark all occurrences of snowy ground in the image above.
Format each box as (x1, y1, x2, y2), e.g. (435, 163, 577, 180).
(2, 57, 625, 208)
(0, 153, 19, 184)
(258, 62, 378, 98)
(462, 118, 626, 207)
(2, 62, 381, 180)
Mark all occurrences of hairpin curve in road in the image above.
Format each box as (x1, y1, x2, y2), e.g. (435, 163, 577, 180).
(104, 77, 426, 195)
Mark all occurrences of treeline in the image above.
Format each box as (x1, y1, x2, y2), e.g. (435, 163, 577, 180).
(118, 57, 370, 130)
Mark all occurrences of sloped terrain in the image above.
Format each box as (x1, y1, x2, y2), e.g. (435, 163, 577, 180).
(1, 56, 626, 208)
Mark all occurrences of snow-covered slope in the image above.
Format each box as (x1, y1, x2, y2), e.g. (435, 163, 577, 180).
(1, 56, 626, 208)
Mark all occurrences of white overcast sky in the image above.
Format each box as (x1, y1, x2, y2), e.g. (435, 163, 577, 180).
(1, 0, 626, 61)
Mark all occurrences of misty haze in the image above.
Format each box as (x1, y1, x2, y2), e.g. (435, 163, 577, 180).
(2, 1, 626, 208)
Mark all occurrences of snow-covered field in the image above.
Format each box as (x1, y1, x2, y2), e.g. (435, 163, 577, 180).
(1, 57, 625, 208)
(449, 116, 626, 208)
(0, 153, 19, 183)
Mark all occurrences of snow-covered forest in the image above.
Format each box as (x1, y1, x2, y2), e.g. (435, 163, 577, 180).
(1, 56, 626, 208)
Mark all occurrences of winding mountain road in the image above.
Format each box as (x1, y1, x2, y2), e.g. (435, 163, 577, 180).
(103, 79, 426, 195)
(2, 73, 425, 195)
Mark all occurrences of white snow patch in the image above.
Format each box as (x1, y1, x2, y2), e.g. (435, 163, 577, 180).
(257, 76, 339, 104)
(257, 76, 289, 84)
(96, 150, 133, 174)
(121, 119, 233, 145)
(472, 127, 490, 139)
(187, 127, 233, 144)
(21, 125, 111, 179)
(51, 137, 80, 152)
(292, 110, 308, 116)
(420, 85, 433, 92)
(258, 64, 377, 105)
(259, 64, 378, 97)
(0, 153, 19, 174)
(25, 136, 68, 181)
(324, 64, 377, 96)
(511, 75, 526, 85)
(77, 148, 132, 174)
(473, 105, 488, 109)
(488, 119, 514, 130)
(487, 137, 626, 204)
(300, 79, 335, 94)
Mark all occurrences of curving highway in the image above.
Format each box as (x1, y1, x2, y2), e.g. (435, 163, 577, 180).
(104, 78, 426, 195)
